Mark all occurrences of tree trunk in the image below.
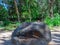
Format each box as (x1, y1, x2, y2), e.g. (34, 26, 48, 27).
(48, 0, 54, 17)
(14, 0, 20, 22)
(28, 8, 32, 22)
(55, 0, 60, 14)
(28, 1, 32, 22)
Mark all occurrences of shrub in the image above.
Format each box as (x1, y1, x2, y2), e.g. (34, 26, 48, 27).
(44, 13, 60, 26)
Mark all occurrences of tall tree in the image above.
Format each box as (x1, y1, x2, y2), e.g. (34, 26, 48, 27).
(37, 0, 48, 20)
(14, 0, 20, 22)
(48, 0, 55, 17)
(55, 0, 60, 14)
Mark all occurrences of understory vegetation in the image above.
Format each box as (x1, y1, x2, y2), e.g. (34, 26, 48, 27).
(0, 0, 60, 30)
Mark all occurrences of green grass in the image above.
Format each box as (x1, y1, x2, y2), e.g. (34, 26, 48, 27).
(0, 22, 21, 31)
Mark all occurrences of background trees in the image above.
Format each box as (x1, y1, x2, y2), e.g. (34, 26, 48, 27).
(0, 0, 60, 26)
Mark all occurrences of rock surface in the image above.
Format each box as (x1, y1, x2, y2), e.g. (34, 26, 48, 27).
(0, 31, 60, 45)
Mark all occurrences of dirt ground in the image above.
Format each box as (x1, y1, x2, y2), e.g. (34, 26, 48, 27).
(0, 29, 60, 45)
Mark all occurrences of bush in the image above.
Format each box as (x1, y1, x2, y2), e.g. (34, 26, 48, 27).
(44, 13, 60, 26)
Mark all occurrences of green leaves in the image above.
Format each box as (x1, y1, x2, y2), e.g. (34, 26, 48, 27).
(44, 13, 60, 26)
(0, 4, 8, 21)
(1, 0, 60, 27)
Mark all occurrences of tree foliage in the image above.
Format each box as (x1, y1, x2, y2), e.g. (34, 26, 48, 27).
(0, 4, 8, 21)
(0, 0, 60, 26)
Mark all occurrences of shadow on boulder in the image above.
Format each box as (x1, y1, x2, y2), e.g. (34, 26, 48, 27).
(11, 22, 51, 45)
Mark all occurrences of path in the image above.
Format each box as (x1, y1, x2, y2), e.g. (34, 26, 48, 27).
(49, 32, 60, 45)
(0, 31, 13, 45)
(0, 31, 60, 45)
